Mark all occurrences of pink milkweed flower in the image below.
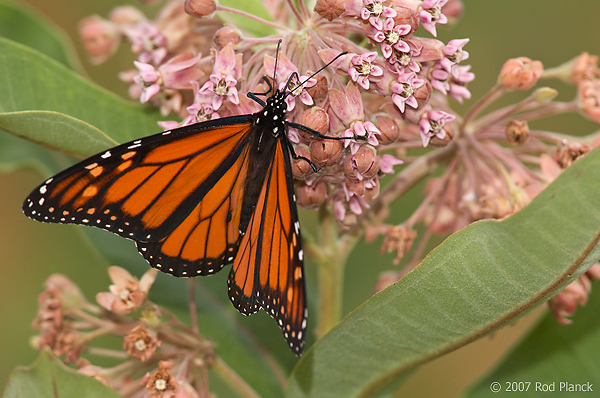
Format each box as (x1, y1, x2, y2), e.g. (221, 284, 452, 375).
(379, 154, 404, 174)
(391, 72, 425, 113)
(96, 266, 157, 315)
(430, 63, 451, 94)
(329, 82, 381, 153)
(199, 44, 242, 110)
(419, 109, 455, 147)
(342, 176, 371, 213)
(419, 0, 448, 37)
(449, 64, 474, 103)
(158, 81, 221, 129)
(440, 38, 470, 72)
(360, 0, 397, 30)
(264, 54, 316, 112)
(133, 61, 161, 103)
(348, 52, 384, 90)
(370, 18, 411, 60)
(159, 52, 204, 89)
(122, 20, 167, 65)
(318, 49, 384, 89)
(387, 42, 421, 74)
(133, 52, 203, 104)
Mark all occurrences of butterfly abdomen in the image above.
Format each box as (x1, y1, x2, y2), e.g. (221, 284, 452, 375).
(237, 90, 289, 237)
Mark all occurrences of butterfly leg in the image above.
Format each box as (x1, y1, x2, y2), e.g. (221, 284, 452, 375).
(283, 136, 318, 172)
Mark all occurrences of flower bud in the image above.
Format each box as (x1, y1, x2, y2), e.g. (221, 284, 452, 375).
(533, 87, 558, 103)
(505, 119, 529, 144)
(109, 6, 146, 25)
(184, 0, 218, 18)
(296, 107, 330, 140)
(392, 6, 419, 32)
(578, 78, 600, 124)
(570, 52, 600, 85)
(442, 0, 464, 24)
(314, 0, 346, 21)
(305, 74, 329, 101)
(296, 182, 328, 208)
(78, 16, 119, 65)
(375, 115, 400, 145)
(345, 178, 365, 197)
(344, 145, 379, 180)
(291, 145, 315, 179)
(214, 26, 242, 49)
(428, 123, 454, 146)
(310, 139, 343, 167)
(414, 79, 432, 110)
(499, 57, 544, 90)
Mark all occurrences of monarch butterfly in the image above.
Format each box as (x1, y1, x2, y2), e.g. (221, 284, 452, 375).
(23, 42, 352, 355)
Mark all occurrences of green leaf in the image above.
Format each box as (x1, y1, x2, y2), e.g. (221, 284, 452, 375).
(287, 146, 600, 398)
(0, 131, 64, 173)
(0, 38, 167, 159)
(465, 284, 600, 397)
(2, 111, 116, 157)
(3, 349, 121, 398)
(0, 0, 80, 69)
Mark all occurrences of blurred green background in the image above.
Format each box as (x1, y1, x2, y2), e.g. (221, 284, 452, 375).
(1, 0, 600, 396)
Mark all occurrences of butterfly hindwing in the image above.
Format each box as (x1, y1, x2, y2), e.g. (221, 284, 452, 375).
(228, 137, 307, 355)
(24, 116, 254, 276)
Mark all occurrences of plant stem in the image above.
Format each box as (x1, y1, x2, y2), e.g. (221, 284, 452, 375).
(188, 279, 199, 334)
(315, 206, 348, 338)
(212, 357, 262, 398)
(313, 144, 458, 338)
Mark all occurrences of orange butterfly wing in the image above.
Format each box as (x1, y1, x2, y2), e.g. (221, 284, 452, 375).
(228, 138, 307, 355)
(24, 117, 254, 276)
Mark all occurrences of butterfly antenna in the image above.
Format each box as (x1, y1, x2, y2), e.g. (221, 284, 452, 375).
(273, 40, 282, 84)
(283, 49, 348, 99)
(246, 40, 283, 104)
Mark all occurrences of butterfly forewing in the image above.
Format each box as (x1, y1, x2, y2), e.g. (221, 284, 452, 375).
(24, 117, 253, 277)
(228, 138, 307, 355)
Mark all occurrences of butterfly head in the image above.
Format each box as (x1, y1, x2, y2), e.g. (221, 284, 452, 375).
(253, 88, 288, 140)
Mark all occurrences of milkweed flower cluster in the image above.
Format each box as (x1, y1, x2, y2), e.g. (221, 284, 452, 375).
(78, 0, 472, 227)
(65, 0, 600, 382)
(32, 270, 214, 398)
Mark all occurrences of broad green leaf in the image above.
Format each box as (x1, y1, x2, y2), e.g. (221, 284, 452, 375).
(2, 111, 116, 157)
(3, 349, 121, 398)
(218, 0, 276, 37)
(465, 283, 600, 397)
(0, 38, 167, 158)
(0, 0, 80, 69)
(287, 147, 600, 398)
(0, 131, 65, 173)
